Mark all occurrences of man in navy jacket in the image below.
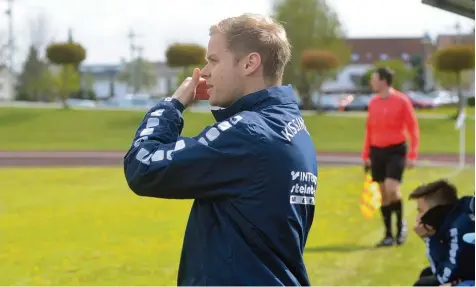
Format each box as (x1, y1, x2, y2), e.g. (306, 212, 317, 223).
(124, 13, 317, 286)
(409, 180, 475, 286)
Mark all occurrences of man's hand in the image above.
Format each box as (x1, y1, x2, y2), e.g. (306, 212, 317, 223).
(413, 222, 436, 238)
(172, 68, 206, 108)
(406, 158, 416, 169)
(363, 159, 371, 173)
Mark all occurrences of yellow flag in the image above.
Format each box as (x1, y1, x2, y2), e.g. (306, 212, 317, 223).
(360, 174, 382, 219)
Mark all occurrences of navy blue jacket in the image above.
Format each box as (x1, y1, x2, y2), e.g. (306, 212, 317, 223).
(124, 86, 317, 286)
(424, 196, 475, 284)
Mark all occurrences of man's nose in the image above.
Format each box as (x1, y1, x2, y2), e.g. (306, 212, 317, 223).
(201, 64, 211, 79)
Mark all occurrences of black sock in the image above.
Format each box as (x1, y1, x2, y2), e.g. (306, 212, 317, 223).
(391, 200, 404, 234)
(380, 205, 392, 237)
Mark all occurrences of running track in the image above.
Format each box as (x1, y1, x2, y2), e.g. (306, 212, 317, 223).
(0, 151, 473, 167)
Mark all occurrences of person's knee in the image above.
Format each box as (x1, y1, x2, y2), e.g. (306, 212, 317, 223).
(384, 178, 401, 202)
(379, 183, 390, 205)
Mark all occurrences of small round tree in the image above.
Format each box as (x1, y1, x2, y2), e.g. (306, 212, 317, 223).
(165, 43, 206, 86)
(300, 49, 339, 112)
(433, 44, 475, 115)
(46, 42, 86, 108)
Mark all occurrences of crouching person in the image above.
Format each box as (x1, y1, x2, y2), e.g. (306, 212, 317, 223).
(408, 180, 474, 286)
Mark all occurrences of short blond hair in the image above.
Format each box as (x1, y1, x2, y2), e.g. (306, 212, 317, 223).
(210, 13, 291, 83)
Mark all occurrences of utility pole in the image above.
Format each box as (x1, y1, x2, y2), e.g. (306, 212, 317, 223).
(136, 45, 143, 93)
(5, 0, 13, 71)
(4, 0, 14, 101)
(454, 22, 462, 44)
(127, 29, 137, 95)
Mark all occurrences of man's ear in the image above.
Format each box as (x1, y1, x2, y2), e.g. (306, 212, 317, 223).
(243, 52, 261, 76)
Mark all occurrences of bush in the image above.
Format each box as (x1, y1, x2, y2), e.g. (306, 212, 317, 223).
(46, 42, 87, 65)
(165, 43, 206, 68)
(300, 50, 339, 72)
(467, 97, 475, 107)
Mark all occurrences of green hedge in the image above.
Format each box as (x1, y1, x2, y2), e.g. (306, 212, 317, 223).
(468, 97, 475, 107)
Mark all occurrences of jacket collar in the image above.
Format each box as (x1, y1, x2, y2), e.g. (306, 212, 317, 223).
(211, 85, 297, 122)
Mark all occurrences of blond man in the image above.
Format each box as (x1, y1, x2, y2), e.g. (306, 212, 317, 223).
(124, 14, 317, 285)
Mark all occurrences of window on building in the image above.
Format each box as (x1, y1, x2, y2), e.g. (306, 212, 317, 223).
(351, 53, 360, 61)
(380, 53, 388, 60)
(401, 53, 410, 61)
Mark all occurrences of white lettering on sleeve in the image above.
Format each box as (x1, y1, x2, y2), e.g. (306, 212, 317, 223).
(136, 148, 152, 165)
(151, 150, 165, 162)
(218, 121, 232, 131)
(146, 118, 160, 128)
(150, 109, 164, 116)
(205, 127, 220, 142)
(140, 128, 154, 136)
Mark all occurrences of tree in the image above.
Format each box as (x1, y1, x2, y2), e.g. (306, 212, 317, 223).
(166, 43, 206, 69)
(165, 43, 206, 88)
(117, 58, 157, 94)
(432, 44, 475, 115)
(46, 41, 86, 108)
(16, 45, 56, 102)
(360, 69, 373, 90)
(0, 32, 6, 67)
(27, 11, 50, 56)
(53, 64, 81, 101)
(410, 55, 425, 91)
(69, 73, 96, 101)
(433, 70, 473, 90)
(273, 0, 350, 109)
(300, 49, 339, 112)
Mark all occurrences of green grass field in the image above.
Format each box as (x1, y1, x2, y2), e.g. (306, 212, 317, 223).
(1, 166, 474, 286)
(418, 106, 475, 115)
(0, 107, 474, 153)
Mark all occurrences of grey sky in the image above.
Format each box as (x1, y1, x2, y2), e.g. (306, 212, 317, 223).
(1, 0, 474, 66)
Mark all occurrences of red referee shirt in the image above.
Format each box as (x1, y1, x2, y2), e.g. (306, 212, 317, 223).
(361, 89, 420, 161)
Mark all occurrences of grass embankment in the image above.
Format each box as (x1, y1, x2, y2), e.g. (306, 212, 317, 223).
(0, 107, 473, 154)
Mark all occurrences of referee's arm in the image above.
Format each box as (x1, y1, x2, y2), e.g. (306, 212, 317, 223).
(402, 96, 420, 160)
(361, 102, 373, 162)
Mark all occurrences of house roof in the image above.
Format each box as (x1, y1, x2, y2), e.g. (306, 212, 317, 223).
(422, 0, 474, 19)
(345, 37, 428, 64)
(436, 33, 475, 48)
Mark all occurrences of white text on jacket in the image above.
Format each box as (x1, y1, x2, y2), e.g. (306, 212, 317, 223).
(281, 117, 309, 142)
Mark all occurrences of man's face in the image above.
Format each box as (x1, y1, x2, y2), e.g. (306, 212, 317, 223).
(416, 198, 431, 223)
(370, 72, 384, 93)
(413, 198, 436, 238)
(201, 33, 244, 107)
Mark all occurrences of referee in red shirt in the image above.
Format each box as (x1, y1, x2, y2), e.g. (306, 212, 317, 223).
(362, 67, 420, 247)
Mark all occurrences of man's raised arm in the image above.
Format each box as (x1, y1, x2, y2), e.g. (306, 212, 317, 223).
(123, 97, 257, 200)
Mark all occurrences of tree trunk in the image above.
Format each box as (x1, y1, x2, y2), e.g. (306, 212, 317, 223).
(297, 73, 313, 110)
(315, 72, 325, 114)
(456, 71, 463, 117)
(316, 92, 324, 114)
(61, 65, 70, 109)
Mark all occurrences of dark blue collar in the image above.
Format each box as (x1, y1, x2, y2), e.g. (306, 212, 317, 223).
(211, 85, 297, 122)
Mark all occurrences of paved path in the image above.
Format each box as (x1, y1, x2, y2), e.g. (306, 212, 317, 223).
(0, 151, 473, 168)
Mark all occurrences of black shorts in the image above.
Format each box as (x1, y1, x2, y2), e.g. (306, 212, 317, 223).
(370, 142, 407, 183)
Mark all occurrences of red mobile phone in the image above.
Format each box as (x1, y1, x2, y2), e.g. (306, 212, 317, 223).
(195, 80, 209, 100)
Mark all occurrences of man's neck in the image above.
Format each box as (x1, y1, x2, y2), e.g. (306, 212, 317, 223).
(243, 78, 280, 97)
(380, 87, 392, 98)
